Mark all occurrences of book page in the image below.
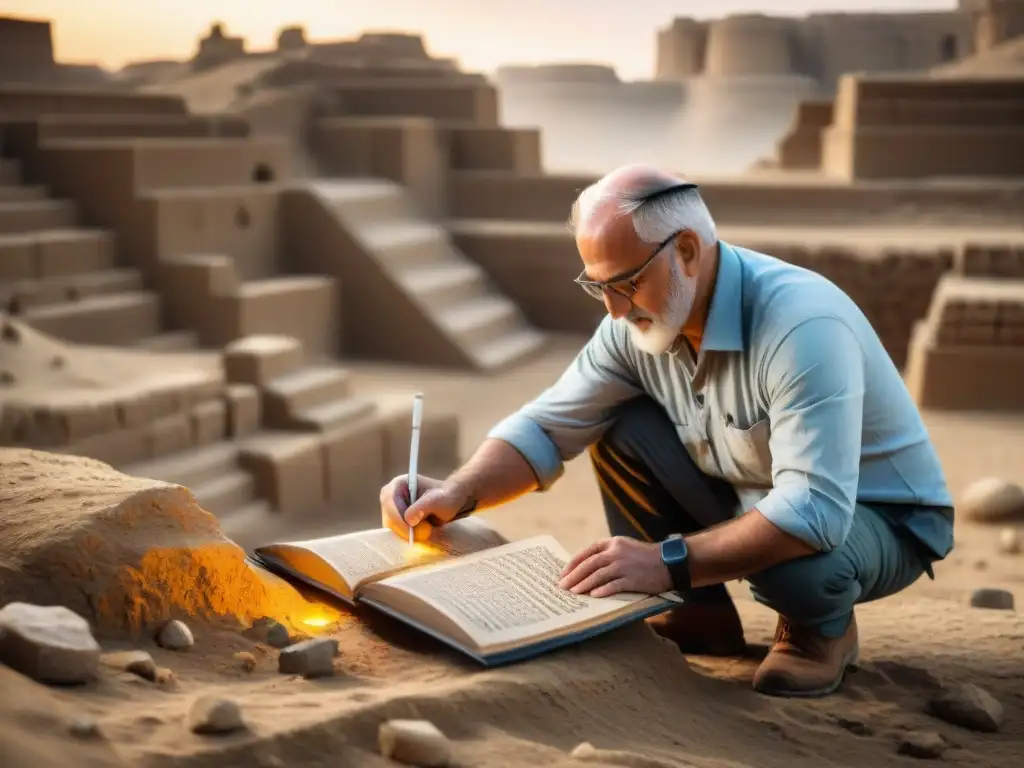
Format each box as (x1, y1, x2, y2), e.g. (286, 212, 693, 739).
(259, 516, 507, 592)
(371, 535, 653, 649)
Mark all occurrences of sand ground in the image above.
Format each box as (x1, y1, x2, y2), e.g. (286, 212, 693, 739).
(3, 335, 1022, 768)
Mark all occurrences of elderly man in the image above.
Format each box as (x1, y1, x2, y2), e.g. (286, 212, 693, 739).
(380, 164, 954, 698)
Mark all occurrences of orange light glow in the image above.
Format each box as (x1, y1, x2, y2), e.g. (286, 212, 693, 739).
(302, 615, 334, 628)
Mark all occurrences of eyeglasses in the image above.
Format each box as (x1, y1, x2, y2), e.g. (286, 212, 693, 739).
(575, 229, 682, 301)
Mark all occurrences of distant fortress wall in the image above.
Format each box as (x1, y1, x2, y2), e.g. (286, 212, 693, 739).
(975, 0, 1024, 50)
(704, 15, 794, 77)
(657, 11, 975, 92)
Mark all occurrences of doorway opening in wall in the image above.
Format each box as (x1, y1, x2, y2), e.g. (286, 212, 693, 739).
(940, 34, 959, 62)
(236, 206, 251, 230)
(252, 163, 275, 183)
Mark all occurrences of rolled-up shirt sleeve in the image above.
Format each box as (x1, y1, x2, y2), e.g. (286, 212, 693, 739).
(487, 316, 643, 490)
(755, 317, 865, 552)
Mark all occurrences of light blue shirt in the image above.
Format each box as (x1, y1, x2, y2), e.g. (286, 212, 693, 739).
(488, 241, 954, 560)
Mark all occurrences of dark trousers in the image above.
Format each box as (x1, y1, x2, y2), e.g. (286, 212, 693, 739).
(589, 398, 926, 637)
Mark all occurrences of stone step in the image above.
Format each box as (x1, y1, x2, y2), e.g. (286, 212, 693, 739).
(0, 159, 19, 185)
(0, 228, 115, 282)
(191, 470, 256, 516)
(317, 178, 414, 225)
(3, 268, 143, 311)
(358, 221, 457, 269)
(134, 330, 200, 352)
(0, 185, 47, 203)
(398, 261, 490, 307)
(125, 441, 241, 489)
(436, 294, 525, 350)
(0, 200, 77, 235)
(288, 395, 378, 432)
(472, 326, 548, 371)
(263, 366, 353, 422)
(22, 290, 161, 345)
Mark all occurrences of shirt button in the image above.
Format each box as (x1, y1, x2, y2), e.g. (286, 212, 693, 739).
(695, 394, 705, 407)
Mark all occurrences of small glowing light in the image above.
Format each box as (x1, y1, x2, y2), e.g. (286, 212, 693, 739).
(302, 615, 334, 628)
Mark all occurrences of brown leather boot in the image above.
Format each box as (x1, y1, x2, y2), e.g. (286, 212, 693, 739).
(646, 599, 747, 656)
(752, 613, 859, 698)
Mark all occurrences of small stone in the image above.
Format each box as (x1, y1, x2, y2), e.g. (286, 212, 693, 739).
(278, 637, 337, 678)
(266, 622, 291, 649)
(102, 650, 157, 681)
(68, 716, 102, 739)
(972, 558, 989, 571)
(235, 651, 257, 672)
(378, 719, 451, 767)
(927, 682, 1003, 733)
(969, 588, 1014, 611)
(898, 730, 946, 759)
(187, 695, 245, 735)
(0, 602, 101, 684)
(155, 619, 194, 650)
(997, 527, 1021, 555)
(960, 478, 1024, 524)
(154, 667, 175, 685)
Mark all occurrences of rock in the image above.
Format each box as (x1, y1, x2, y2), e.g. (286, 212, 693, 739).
(378, 719, 451, 767)
(927, 683, 1003, 733)
(187, 695, 245, 735)
(960, 478, 1024, 524)
(969, 588, 1014, 611)
(155, 619, 194, 650)
(68, 716, 102, 740)
(569, 742, 680, 768)
(235, 651, 257, 672)
(266, 622, 291, 649)
(897, 731, 946, 759)
(0, 602, 101, 684)
(154, 667, 175, 685)
(278, 637, 337, 678)
(101, 650, 157, 681)
(997, 527, 1021, 555)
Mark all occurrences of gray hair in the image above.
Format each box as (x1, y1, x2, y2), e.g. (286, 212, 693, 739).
(568, 179, 717, 246)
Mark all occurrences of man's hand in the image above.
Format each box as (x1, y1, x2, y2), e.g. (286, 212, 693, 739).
(379, 474, 469, 541)
(558, 536, 672, 598)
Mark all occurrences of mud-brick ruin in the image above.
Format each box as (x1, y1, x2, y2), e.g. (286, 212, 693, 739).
(1, 12, 1024, 544)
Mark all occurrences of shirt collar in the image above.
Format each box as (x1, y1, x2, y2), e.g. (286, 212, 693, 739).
(700, 240, 745, 352)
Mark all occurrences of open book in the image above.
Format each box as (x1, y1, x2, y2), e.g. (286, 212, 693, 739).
(248, 517, 677, 666)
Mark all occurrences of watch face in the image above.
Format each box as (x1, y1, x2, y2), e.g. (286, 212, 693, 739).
(661, 535, 687, 565)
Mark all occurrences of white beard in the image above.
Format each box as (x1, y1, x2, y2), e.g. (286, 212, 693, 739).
(626, 255, 696, 356)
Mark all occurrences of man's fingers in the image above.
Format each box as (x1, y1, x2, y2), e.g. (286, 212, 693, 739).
(588, 577, 631, 599)
(560, 539, 608, 578)
(558, 551, 612, 590)
(569, 565, 620, 595)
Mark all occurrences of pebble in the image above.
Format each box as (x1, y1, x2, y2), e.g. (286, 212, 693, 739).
(378, 719, 451, 767)
(244, 617, 291, 648)
(897, 730, 946, 759)
(927, 682, 1003, 733)
(0, 602, 101, 684)
(68, 717, 102, 740)
(187, 695, 245, 735)
(997, 527, 1021, 555)
(278, 637, 337, 678)
(154, 667, 175, 686)
(234, 651, 257, 672)
(155, 619, 194, 650)
(969, 588, 1015, 611)
(960, 477, 1024, 524)
(101, 650, 157, 681)
(266, 622, 291, 649)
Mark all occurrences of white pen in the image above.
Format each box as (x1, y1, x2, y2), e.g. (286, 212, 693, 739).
(406, 393, 424, 546)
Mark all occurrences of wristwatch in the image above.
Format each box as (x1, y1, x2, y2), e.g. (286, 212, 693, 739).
(660, 533, 692, 592)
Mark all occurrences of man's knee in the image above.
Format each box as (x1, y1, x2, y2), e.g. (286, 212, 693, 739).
(747, 549, 860, 629)
(596, 397, 676, 458)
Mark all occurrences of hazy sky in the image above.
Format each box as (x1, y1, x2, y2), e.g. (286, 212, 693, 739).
(2, 0, 958, 79)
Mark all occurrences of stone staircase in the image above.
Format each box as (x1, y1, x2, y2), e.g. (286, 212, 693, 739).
(0, 157, 183, 349)
(292, 178, 546, 371)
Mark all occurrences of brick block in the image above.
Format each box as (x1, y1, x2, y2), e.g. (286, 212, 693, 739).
(223, 335, 303, 385)
(147, 413, 192, 458)
(321, 417, 386, 525)
(223, 384, 261, 436)
(240, 432, 325, 519)
(191, 398, 227, 446)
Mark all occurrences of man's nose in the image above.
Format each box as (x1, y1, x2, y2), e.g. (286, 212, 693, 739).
(603, 289, 630, 319)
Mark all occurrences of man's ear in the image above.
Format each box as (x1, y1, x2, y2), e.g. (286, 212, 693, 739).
(674, 230, 701, 278)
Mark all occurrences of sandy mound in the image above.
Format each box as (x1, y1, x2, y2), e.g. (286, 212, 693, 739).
(0, 448, 326, 636)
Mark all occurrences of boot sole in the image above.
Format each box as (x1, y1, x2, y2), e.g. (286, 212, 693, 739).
(752, 645, 860, 699)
